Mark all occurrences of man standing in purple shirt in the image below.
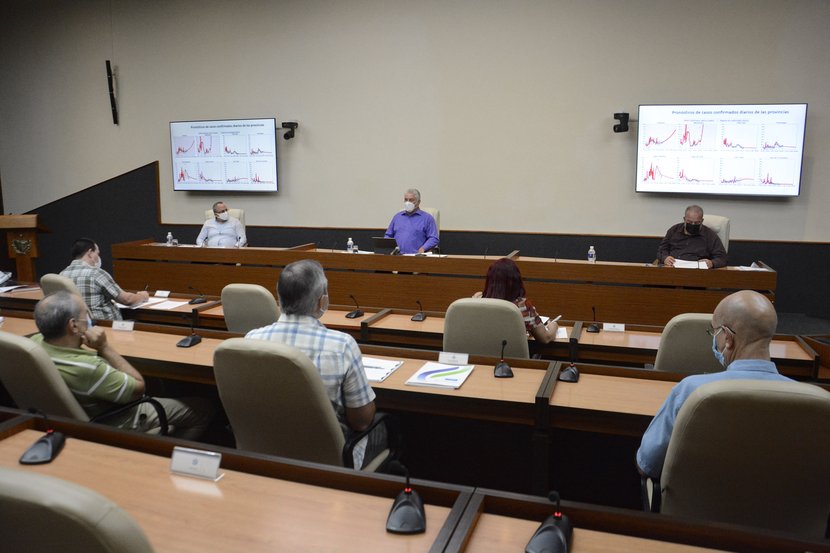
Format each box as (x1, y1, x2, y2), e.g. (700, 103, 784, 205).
(384, 188, 439, 254)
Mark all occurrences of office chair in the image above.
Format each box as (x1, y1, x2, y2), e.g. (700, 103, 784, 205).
(213, 338, 396, 471)
(421, 206, 440, 233)
(651, 313, 723, 374)
(204, 208, 245, 226)
(643, 379, 830, 539)
(443, 298, 530, 358)
(703, 214, 730, 252)
(0, 467, 155, 553)
(40, 273, 82, 297)
(221, 283, 280, 334)
(0, 331, 169, 434)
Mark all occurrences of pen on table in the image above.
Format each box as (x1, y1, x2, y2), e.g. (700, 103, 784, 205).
(143, 284, 149, 291)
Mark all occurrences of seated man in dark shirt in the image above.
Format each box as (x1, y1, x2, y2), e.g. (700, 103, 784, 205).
(657, 205, 727, 268)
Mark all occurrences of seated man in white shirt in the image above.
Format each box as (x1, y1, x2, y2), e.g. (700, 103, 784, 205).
(196, 201, 247, 247)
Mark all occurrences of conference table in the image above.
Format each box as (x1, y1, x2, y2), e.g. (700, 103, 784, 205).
(3, 412, 814, 552)
(1, 287, 819, 381)
(110, 239, 777, 326)
(0, 314, 682, 493)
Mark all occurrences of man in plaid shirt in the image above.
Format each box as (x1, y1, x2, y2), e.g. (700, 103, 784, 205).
(60, 238, 149, 320)
(245, 259, 377, 467)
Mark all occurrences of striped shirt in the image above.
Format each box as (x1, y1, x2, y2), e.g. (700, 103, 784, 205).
(60, 259, 123, 320)
(245, 314, 376, 466)
(30, 334, 137, 418)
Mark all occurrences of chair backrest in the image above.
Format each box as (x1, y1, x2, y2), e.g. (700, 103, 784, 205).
(213, 338, 346, 465)
(703, 214, 730, 252)
(221, 283, 280, 334)
(0, 467, 154, 553)
(661, 379, 830, 538)
(0, 331, 90, 420)
(653, 313, 723, 374)
(443, 298, 529, 359)
(40, 273, 82, 297)
(204, 208, 244, 226)
(421, 206, 440, 233)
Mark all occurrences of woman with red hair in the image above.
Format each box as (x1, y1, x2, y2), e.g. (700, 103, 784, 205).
(474, 258, 558, 344)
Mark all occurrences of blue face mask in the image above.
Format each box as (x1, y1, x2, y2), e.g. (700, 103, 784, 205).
(712, 333, 726, 366)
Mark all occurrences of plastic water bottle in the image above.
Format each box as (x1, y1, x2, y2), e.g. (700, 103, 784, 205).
(587, 246, 596, 263)
(346, 237, 354, 253)
(166, 232, 173, 246)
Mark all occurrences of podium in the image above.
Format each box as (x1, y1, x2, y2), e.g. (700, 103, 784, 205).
(0, 214, 44, 282)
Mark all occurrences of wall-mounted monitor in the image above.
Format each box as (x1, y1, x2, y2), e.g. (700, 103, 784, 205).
(171, 118, 278, 192)
(635, 104, 806, 197)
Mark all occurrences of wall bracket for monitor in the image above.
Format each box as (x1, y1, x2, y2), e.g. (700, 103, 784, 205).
(281, 121, 299, 140)
(613, 112, 629, 133)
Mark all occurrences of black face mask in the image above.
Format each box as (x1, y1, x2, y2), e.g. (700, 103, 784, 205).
(685, 223, 702, 235)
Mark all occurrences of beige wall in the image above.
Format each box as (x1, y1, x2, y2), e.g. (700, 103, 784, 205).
(1, 0, 828, 240)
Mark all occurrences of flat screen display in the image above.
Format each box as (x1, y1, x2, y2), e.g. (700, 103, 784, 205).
(171, 118, 278, 192)
(635, 104, 806, 197)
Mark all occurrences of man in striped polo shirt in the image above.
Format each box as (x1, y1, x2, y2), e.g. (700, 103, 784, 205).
(31, 291, 213, 439)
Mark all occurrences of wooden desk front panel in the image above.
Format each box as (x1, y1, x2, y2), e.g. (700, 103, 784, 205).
(0, 429, 450, 553)
(112, 241, 777, 326)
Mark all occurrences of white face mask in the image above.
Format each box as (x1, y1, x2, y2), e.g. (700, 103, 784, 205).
(403, 201, 416, 213)
(93, 256, 102, 269)
(314, 294, 329, 319)
(217, 211, 230, 221)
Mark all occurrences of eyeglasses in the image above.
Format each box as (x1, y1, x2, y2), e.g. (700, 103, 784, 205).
(707, 324, 736, 337)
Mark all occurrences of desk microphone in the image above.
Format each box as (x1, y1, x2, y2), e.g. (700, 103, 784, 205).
(494, 339, 514, 378)
(391, 246, 401, 256)
(176, 309, 202, 348)
(187, 285, 207, 305)
(411, 299, 426, 322)
(524, 491, 573, 553)
(586, 306, 600, 333)
(346, 294, 364, 319)
(386, 461, 426, 534)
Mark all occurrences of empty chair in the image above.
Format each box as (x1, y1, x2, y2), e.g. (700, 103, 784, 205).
(443, 298, 529, 359)
(0, 467, 155, 553)
(204, 207, 245, 226)
(703, 214, 730, 252)
(40, 273, 82, 297)
(213, 338, 393, 471)
(0, 331, 168, 433)
(651, 379, 830, 538)
(221, 283, 280, 334)
(652, 313, 723, 374)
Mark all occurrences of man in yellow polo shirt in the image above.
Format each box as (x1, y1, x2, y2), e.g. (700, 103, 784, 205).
(31, 291, 213, 439)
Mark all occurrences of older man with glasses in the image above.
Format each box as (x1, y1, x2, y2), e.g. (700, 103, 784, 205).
(636, 290, 792, 479)
(196, 201, 247, 247)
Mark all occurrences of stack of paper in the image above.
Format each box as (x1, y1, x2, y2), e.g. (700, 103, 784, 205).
(362, 357, 403, 382)
(405, 361, 474, 389)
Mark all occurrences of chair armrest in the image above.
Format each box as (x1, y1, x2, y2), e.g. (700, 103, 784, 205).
(342, 412, 399, 469)
(90, 395, 169, 436)
(640, 475, 661, 513)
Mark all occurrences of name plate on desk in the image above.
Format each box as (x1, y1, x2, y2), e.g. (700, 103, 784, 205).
(112, 320, 135, 331)
(170, 446, 223, 481)
(603, 323, 626, 332)
(439, 351, 469, 365)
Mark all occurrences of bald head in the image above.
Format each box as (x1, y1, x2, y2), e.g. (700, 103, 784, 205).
(34, 291, 85, 341)
(712, 290, 777, 362)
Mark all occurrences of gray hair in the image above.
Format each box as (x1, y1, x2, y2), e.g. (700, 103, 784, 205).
(405, 188, 421, 203)
(34, 291, 82, 340)
(685, 204, 704, 218)
(212, 201, 226, 212)
(277, 259, 328, 316)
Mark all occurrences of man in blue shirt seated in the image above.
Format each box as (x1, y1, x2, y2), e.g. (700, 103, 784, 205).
(384, 188, 439, 254)
(636, 290, 792, 478)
